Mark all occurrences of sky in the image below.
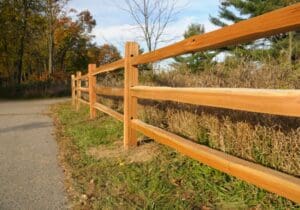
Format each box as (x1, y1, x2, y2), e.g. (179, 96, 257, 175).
(68, 0, 221, 53)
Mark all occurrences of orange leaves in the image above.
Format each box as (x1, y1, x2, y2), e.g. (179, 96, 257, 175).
(54, 17, 80, 46)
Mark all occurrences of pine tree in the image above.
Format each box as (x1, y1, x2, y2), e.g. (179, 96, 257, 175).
(210, 0, 299, 27)
(210, 0, 300, 62)
(174, 24, 215, 73)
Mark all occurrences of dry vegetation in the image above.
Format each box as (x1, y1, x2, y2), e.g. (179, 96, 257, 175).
(96, 57, 300, 177)
(88, 140, 161, 163)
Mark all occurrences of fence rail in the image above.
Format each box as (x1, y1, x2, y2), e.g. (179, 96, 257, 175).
(131, 86, 300, 117)
(71, 3, 300, 204)
(95, 86, 124, 97)
(92, 59, 125, 75)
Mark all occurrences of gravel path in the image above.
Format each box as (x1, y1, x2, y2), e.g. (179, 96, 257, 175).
(0, 98, 68, 210)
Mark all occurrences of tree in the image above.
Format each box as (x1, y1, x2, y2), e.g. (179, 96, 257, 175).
(0, 0, 45, 84)
(91, 44, 121, 66)
(0, 0, 97, 86)
(120, 0, 180, 52)
(54, 10, 96, 72)
(46, 0, 69, 75)
(174, 24, 215, 73)
(0, 0, 15, 84)
(210, 0, 299, 28)
(210, 0, 300, 62)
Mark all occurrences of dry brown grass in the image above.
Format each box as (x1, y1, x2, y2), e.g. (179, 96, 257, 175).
(95, 58, 300, 177)
(87, 140, 161, 163)
(150, 59, 300, 89)
(138, 104, 300, 177)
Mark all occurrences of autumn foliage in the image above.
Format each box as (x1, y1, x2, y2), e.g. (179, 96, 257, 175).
(0, 1, 122, 97)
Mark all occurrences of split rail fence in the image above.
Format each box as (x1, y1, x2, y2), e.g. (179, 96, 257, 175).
(71, 3, 300, 203)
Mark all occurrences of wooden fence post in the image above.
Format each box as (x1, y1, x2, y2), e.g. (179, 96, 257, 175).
(88, 64, 97, 119)
(76, 71, 81, 111)
(124, 42, 139, 149)
(71, 74, 75, 106)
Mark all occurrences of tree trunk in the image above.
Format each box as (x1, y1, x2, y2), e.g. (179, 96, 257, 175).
(16, 35, 25, 84)
(48, 32, 53, 75)
(16, 0, 28, 85)
(59, 50, 67, 72)
(48, 0, 54, 75)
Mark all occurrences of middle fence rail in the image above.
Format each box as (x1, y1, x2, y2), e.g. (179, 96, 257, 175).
(71, 3, 300, 204)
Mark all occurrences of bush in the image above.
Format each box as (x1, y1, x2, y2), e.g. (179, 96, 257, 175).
(0, 79, 70, 99)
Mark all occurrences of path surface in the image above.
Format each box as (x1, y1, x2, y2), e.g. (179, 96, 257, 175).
(0, 98, 68, 210)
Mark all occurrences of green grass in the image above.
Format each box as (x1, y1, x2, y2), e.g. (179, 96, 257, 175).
(52, 102, 299, 209)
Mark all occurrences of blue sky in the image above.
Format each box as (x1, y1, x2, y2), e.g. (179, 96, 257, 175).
(68, 0, 221, 52)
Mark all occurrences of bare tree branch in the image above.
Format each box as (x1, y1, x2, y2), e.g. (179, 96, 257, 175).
(118, 0, 181, 52)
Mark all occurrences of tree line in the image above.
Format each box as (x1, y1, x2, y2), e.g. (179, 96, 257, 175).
(0, 0, 121, 87)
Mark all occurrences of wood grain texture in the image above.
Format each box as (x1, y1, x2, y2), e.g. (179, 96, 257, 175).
(124, 42, 139, 149)
(77, 87, 89, 92)
(131, 86, 300, 117)
(132, 3, 300, 65)
(76, 71, 81, 111)
(92, 59, 124, 76)
(95, 86, 124, 97)
(80, 74, 89, 80)
(94, 102, 123, 122)
(131, 119, 300, 203)
(89, 64, 97, 119)
(71, 74, 75, 106)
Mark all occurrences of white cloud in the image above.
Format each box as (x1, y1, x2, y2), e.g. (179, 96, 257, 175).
(92, 24, 141, 48)
(68, 0, 221, 55)
(92, 16, 219, 54)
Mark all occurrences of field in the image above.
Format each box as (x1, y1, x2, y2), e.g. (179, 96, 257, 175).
(52, 101, 299, 209)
